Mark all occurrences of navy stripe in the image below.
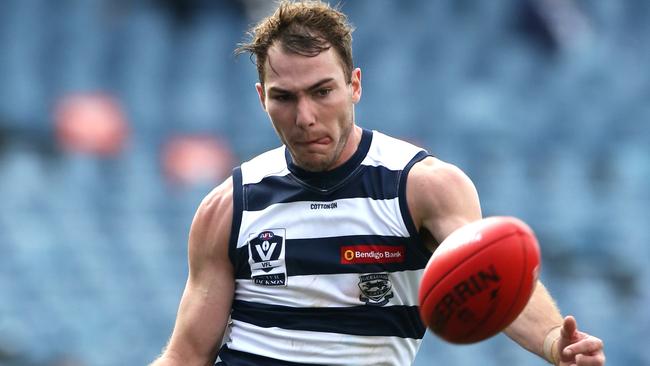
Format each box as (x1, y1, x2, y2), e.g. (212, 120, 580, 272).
(216, 345, 325, 366)
(244, 165, 401, 211)
(398, 150, 430, 238)
(231, 300, 426, 339)
(234, 235, 431, 279)
(228, 167, 244, 268)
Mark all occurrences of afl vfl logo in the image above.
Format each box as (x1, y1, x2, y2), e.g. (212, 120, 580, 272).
(250, 231, 282, 270)
(248, 229, 287, 287)
(358, 273, 394, 306)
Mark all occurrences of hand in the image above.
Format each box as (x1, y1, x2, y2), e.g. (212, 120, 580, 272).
(556, 315, 605, 366)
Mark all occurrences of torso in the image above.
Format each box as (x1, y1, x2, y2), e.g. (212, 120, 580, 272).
(218, 129, 432, 366)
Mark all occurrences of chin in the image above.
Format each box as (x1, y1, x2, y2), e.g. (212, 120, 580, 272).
(298, 161, 329, 172)
(296, 155, 335, 172)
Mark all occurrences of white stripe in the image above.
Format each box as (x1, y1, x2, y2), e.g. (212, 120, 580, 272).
(235, 269, 424, 307)
(362, 130, 425, 170)
(226, 320, 421, 366)
(240, 146, 289, 185)
(238, 197, 409, 246)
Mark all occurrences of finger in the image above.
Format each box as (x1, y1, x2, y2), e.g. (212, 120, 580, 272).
(561, 315, 578, 340)
(563, 336, 604, 358)
(574, 353, 606, 366)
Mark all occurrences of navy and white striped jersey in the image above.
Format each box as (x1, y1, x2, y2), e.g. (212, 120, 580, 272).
(217, 129, 431, 366)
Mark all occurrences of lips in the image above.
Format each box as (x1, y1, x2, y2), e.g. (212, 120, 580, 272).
(310, 137, 331, 145)
(299, 136, 331, 146)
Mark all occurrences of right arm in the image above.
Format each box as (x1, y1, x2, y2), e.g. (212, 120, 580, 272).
(150, 178, 235, 366)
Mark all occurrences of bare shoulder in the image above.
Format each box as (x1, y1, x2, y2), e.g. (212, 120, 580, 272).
(407, 157, 478, 211)
(408, 157, 474, 192)
(406, 157, 482, 244)
(194, 177, 234, 228)
(188, 177, 234, 273)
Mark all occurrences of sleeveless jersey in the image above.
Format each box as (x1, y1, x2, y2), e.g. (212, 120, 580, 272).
(217, 129, 431, 366)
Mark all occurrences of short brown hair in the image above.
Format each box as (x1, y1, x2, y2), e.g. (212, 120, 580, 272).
(235, 0, 355, 85)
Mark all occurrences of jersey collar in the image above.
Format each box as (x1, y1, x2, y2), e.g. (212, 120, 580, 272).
(285, 128, 372, 191)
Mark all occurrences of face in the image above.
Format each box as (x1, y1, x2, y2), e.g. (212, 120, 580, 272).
(256, 44, 362, 172)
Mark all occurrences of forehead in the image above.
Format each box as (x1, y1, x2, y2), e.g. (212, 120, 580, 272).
(263, 44, 346, 91)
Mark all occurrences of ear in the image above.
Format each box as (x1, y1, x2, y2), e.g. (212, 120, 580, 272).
(256, 82, 267, 111)
(350, 68, 362, 104)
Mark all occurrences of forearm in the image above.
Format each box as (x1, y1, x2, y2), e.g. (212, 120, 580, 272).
(149, 350, 187, 366)
(504, 281, 564, 362)
(150, 346, 217, 366)
(150, 292, 226, 366)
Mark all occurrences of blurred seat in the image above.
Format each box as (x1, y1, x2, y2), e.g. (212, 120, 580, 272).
(0, 1, 48, 133)
(113, 4, 172, 137)
(1, 1, 648, 365)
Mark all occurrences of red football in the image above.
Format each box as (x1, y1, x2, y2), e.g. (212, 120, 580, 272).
(418, 216, 541, 344)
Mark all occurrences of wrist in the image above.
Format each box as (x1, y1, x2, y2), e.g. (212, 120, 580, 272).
(543, 325, 562, 365)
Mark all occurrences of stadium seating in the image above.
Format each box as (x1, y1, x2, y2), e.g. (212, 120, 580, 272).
(0, 1, 647, 365)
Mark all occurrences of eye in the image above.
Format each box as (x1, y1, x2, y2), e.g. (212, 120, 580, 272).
(315, 88, 332, 97)
(271, 94, 293, 102)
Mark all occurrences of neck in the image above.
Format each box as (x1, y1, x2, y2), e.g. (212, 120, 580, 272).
(330, 125, 362, 170)
(285, 127, 371, 191)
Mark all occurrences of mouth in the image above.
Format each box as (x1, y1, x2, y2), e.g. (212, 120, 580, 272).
(298, 136, 332, 147)
(310, 137, 331, 145)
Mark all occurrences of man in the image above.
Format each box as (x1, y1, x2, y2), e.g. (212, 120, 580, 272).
(151, 1, 606, 365)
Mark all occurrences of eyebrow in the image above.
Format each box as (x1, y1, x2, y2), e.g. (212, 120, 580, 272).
(267, 78, 335, 94)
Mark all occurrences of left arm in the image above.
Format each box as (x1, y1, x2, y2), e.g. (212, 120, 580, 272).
(503, 281, 564, 361)
(504, 282, 605, 366)
(505, 282, 606, 365)
(406, 157, 605, 365)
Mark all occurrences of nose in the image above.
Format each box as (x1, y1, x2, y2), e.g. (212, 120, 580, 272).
(295, 96, 316, 128)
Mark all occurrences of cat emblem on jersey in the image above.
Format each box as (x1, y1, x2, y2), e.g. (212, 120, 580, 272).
(247, 229, 287, 287)
(358, 273, 394, 306)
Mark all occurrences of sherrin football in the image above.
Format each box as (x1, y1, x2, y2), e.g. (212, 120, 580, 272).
(418, 216, 541, 344)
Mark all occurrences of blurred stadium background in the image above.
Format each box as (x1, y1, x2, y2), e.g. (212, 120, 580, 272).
(0, 0, 648, 365)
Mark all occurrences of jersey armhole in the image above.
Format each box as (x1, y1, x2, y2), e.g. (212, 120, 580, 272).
(398, 151, 431, 239)
(228, 166, 243, 266)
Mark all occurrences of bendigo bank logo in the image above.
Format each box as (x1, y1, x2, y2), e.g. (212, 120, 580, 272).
(340, 245, 405, 264)
(248, 229, 287, 286)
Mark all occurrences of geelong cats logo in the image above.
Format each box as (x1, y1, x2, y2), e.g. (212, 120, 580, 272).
(358, 273, 394, 306)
